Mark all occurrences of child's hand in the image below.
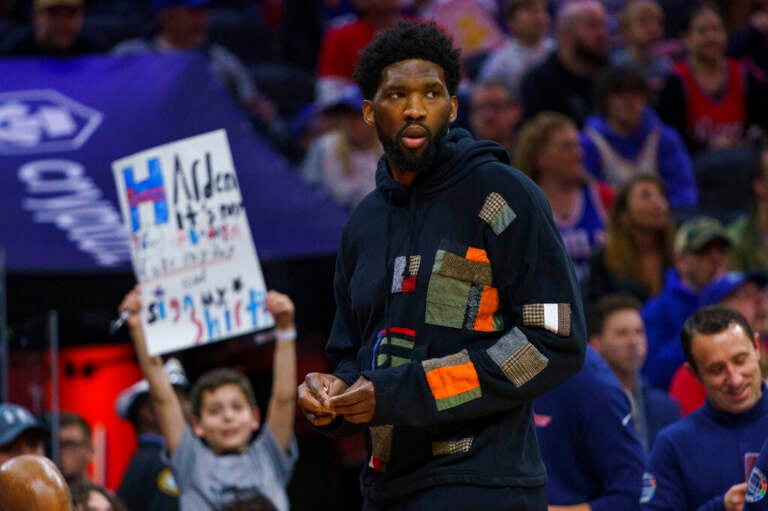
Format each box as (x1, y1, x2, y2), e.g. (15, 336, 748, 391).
(265, 290, 295, 330)
(119, 285, 143, 331)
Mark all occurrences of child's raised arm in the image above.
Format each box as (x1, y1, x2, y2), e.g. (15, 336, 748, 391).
(120, 286, 186, 454)
(264, 291, 297, 451)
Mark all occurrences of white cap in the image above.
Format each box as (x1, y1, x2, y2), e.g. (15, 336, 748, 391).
(115, 358, 189, 420)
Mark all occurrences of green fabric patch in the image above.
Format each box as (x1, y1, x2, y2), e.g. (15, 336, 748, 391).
(491, 205, 516, 235)
(377, 354, 410, 367)
(435, 387, 482, 411)
(387, 337, 415, 350)
(425, 274, 471, 329)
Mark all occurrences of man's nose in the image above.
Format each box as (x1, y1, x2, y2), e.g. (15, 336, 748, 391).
(404, 94, 426, 119)
(726, 366, 745, 387)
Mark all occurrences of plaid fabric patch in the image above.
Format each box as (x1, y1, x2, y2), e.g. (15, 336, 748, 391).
(522, 303, 572, 337)
(422, 350, 482, 411)
(478, 192, 516, 235)
(432, 436, 474, 456)
(487, 327, 549, 387)
(392, 255, 421, 293)
(425, 274, 471, 329)
(369, 425, 393, 472)
(436, 251, 493, 285)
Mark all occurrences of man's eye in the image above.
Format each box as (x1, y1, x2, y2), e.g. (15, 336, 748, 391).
(389, 92, 403, 99)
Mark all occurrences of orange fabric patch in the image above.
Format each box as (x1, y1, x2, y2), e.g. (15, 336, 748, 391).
(465, 247, 489, 264)
(425, 362, 481, 400)
(473, 286, 499, 332)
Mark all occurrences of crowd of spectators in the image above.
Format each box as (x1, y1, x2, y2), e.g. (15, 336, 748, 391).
(6, 0, 768, 509)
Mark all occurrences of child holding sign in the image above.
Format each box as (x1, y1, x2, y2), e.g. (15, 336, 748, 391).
(119, 287, 298, 511)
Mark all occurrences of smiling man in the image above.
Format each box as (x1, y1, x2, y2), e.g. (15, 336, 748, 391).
(297, 20, 586, 510)
(644, 306, 768, 511)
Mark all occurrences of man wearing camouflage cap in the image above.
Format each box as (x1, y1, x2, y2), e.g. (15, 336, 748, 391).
(641, 216, 732, 390)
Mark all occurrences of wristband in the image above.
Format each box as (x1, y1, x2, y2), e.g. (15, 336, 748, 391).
(274, 327, 297, 342)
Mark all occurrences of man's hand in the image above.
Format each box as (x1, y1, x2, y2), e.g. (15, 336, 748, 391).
(328, 376, 376, 424)
(724, 482, 747, 511)
(298, 373, 348, 426)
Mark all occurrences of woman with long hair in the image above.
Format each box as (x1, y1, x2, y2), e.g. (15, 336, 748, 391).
(584, 173, 675, 305)
(516, 112, 614, 282)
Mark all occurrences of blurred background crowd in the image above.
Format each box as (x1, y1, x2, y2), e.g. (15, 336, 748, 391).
(4, 0, 768, 509)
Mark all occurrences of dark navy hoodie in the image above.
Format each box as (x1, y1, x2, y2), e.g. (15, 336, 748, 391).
(321, 128, 586, 507)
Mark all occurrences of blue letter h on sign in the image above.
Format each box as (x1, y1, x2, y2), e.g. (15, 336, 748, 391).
(123, 158, 168, 232)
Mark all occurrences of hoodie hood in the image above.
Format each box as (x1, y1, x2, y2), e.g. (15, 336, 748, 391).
(585, 108, 662, 149)
(375, 128, 510, 206)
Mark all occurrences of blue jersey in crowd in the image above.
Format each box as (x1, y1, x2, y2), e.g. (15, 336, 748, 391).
(534, 346, 647, 511)
(747, 437, 768, 510)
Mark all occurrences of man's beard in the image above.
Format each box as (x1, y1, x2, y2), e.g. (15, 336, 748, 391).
(378, 120, 448, 176)
(574, 39, 608, 67)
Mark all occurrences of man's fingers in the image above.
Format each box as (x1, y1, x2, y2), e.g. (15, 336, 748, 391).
(298, 383, 330, 414)
(329, 399, 372, 416)
(328, 386, 370, 408)
(343, 411, 374, 424)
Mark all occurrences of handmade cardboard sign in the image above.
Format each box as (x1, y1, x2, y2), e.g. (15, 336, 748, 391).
(112, 129, 273, 355)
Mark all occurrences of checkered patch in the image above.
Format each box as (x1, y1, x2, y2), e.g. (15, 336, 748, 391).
(478, 192, 516, 235)
(487, 327, 549, 387)
(432, 436, 474, 456)
(522, 303, 571, 337)
(369, 424, 393, 472)
(392, 255, 421, 293)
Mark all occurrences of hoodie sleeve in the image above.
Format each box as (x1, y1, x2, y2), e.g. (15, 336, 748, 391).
(362, 175, 587, 427)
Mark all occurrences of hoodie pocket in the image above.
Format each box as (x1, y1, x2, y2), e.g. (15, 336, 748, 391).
(425, 240, 504, 332)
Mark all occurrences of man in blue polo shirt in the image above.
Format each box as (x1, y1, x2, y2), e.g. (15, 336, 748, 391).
(534, 343, 647, 510)
(644, 306, 768, 511)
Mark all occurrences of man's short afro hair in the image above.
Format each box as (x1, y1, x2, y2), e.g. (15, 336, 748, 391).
(353, 20, 462, 100)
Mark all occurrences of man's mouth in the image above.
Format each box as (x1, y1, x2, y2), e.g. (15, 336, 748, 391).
(400, 125, 428, 150)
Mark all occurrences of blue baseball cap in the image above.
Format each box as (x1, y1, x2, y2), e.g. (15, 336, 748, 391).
(0, 403, 49, 447)
(151, 0, 209, 14)
(701, 272, 768, 306)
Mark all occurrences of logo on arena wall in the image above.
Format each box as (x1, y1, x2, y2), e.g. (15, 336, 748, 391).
(0, 89, 102, 155)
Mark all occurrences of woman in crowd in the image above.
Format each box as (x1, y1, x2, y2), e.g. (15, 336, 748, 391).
(515, 112, 613, 282)
(584, 173, 676, 305)
(656, 4, 768, 154)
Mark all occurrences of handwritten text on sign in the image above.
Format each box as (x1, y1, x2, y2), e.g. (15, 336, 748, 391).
(113, 129, 273, 355)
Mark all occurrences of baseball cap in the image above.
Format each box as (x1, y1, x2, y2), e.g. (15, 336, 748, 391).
(115, 358, 189, 420)
(701, 271, 768, 306)
(673, 216, 732, 255)
(151, 0, 209, 13)
(34, 0, 83, 10)
(0, 404, 49, 447)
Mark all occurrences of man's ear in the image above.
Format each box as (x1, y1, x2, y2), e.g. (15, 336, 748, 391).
(362, 100, 375, 127)
(754, 332, 762, 361)
(449, 95, 458, 123)
(588, 335, 601, 351)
